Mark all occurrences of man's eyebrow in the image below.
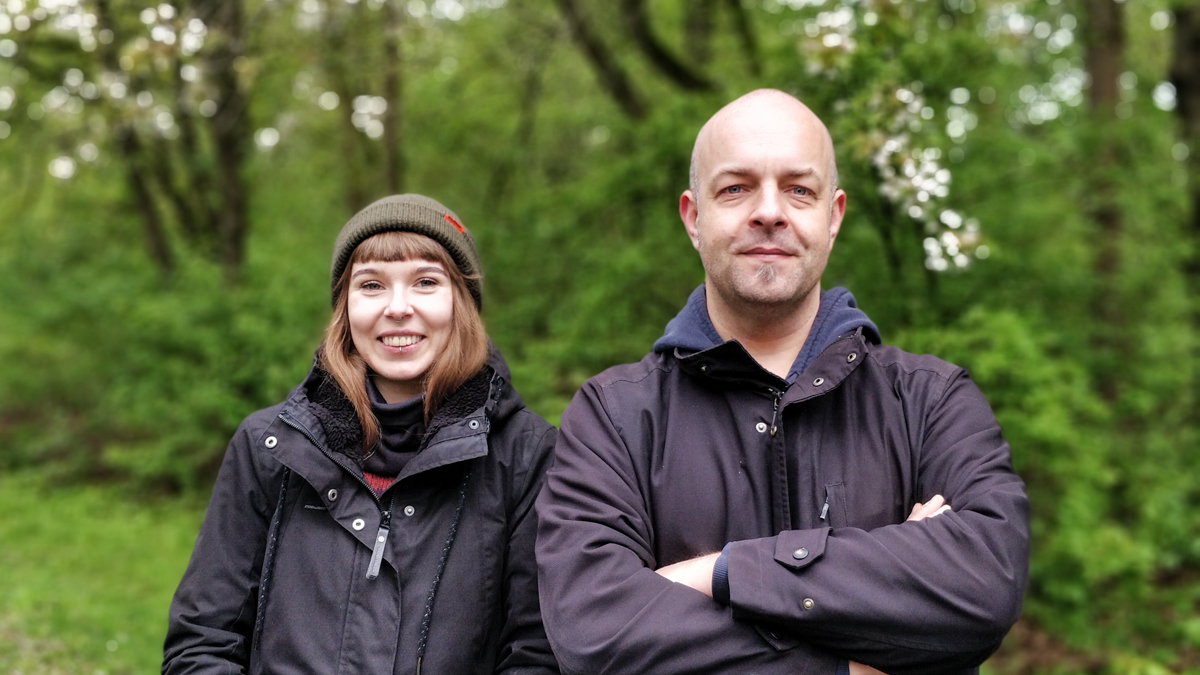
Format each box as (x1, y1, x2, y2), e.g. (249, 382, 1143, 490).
(712, 166, 822, 180)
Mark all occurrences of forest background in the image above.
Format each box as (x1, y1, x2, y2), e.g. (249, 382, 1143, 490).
(1, 0, 1198, 672)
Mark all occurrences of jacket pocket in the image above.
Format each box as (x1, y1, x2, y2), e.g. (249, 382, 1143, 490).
(820, 483, 848, 528)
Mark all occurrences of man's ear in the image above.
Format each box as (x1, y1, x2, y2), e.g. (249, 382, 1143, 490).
(827, 188, 846, 248)
(680, 190, 701, 251)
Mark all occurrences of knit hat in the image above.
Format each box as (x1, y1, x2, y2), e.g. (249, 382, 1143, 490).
(330, 194, 483, 309)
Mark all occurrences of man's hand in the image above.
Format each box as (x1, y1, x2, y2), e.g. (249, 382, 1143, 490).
(655, 552, 721, 597)
(907, 494, 951, 521)
(850, 661, 887, 675)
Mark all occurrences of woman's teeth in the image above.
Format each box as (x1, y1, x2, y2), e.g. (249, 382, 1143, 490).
(382, 335, 421, 348)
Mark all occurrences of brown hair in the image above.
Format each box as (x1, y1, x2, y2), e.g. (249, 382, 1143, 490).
(320, 231, 488, 452)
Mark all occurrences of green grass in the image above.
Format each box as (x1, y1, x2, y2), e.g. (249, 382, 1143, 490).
(0, 471, 206, 674)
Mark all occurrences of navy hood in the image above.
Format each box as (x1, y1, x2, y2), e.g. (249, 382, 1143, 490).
(653, 285, 881, 382)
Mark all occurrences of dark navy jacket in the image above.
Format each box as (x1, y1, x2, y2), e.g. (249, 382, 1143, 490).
(536, 286, 1028, 675)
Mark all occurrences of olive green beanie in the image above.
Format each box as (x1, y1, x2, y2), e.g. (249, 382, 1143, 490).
(330, 194, 483, 309)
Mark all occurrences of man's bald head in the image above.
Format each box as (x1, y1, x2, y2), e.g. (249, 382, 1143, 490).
(688, 89, 838, 200)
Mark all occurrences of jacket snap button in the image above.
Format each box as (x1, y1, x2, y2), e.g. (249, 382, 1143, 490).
(803, 598, 815, 610)
(700, 365, 707, 372)
(327, 489, 338, 501)
(264, 435, 277, 448)
(792, 547, 808, 560)
(352, 518, 365, 531)
(468, 420, 480, 430)
(404, 505, 415, 517)
(813, 377, 825, 386)
(755, 422, 768, 433)
(847, 353, 857, 363)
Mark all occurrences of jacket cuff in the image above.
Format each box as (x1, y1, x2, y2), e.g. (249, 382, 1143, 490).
(836, 660, 851, 675)
(711, 543, 732, 605)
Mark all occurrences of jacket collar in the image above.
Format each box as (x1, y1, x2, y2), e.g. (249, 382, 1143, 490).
(677, 328, 873, 403)
(654, 285, 880, 383)
(272, 352, 507, 481)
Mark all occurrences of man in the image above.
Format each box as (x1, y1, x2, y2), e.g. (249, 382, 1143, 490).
(535, 89, 1029, 675)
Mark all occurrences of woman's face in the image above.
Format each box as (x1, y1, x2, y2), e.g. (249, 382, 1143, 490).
(347, 257, 455, 403)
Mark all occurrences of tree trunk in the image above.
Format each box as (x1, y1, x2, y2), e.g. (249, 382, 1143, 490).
(94, 0, 173, 273)
(724, 0, 762, 78)
(193, 0, 251, 280)
(552, 0, 646, 118)
(120, 131, 175, 273)
(1169, 3, 1200, 408)
(486, 50, 546, 212)
(382, 0, 405, 195)
(684, 0, 717, 67)
(1083, 0, 1126, 402)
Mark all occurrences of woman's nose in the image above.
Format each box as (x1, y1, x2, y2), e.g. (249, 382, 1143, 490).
(383, 290, 412, 319)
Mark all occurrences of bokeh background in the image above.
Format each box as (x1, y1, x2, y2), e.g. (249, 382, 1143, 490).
(1, 0, 1197, 672)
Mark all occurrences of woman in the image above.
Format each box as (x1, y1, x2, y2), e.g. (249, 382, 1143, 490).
(164, 194, 559, 675)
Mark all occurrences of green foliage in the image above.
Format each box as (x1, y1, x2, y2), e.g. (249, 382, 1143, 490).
(0, 471, 204, 673)
(1, 0, 1198, 671)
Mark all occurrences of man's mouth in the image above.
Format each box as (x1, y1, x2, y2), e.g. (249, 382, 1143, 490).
(381, 335, 422, 348)
(743, 247, 792, 257)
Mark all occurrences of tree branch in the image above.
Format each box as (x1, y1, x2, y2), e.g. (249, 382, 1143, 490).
(621, 0, 713, 91)
(724, 0, 762, 78)
(552, 0, 646, 118)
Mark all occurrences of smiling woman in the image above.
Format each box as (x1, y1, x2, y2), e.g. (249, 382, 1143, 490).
(163, 195, 560, 675)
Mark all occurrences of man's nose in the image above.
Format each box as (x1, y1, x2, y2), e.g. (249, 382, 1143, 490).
(750, 187, 785, 228)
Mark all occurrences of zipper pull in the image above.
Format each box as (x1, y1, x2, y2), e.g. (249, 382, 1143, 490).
(769, 389, 781, 436)
(366, 509, 392, 579)
(820, 498, 830, 521)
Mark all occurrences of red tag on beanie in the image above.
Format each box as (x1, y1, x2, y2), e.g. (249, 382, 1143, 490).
(444, 213, 465, 233)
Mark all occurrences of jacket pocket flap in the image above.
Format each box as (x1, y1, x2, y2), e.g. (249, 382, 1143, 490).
(773, 528, 829, 570)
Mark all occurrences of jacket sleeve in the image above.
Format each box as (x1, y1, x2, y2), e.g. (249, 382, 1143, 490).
(163, 414, 279, 675)
(536, 381, 840, 675)
(495, 417, 561, 675)
(721, 370, 1029, 675)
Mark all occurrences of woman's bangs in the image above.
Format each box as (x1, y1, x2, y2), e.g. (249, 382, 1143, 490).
(351, 231, 455, 268)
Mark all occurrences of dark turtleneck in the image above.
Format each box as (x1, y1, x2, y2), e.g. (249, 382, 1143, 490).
(360, 377, 426, 495)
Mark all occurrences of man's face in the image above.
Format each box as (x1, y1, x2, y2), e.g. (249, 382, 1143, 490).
(681, 97, 845, 313)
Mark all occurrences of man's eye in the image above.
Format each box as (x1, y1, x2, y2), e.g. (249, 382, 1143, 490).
(791, 186, 812, 196)
(723, 185, 744, 195)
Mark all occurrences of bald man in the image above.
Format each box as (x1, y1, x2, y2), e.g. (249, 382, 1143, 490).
(536, 90, 1029, 675)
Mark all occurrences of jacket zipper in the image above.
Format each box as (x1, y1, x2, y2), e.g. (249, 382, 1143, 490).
(767, 388, 782, 437)
(279, 411, 395, 580)
(366, 504, 392, 579)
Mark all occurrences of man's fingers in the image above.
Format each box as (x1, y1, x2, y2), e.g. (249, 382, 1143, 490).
(907, 494, 950, 521)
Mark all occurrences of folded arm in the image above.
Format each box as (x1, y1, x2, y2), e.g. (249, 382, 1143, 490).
(717, 373, 1028, 674)
(536, 382, 839, 675)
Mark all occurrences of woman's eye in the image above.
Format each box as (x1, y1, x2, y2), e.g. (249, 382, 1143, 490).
(416, 277, 440, 288)
(359, 280, 384, 291)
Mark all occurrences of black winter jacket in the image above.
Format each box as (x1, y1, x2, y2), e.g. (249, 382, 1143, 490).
(164, 353, 559, 675)
(536, 287, 1029, 675)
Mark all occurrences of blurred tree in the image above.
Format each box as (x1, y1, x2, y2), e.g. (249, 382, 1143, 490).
(3, 0, 254, 277)
(1, 0, 1197, 668)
